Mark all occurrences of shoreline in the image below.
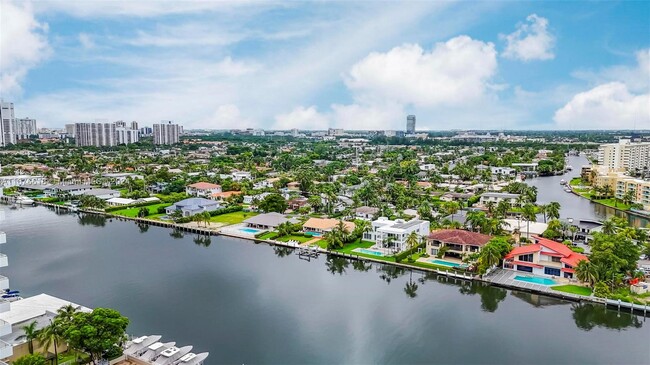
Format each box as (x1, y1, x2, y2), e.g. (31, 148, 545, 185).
(30, 201, 650, 316)
(566, 185, 650, 220)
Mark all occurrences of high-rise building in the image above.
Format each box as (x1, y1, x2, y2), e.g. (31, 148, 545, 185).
(406, 115, 416, 134)
(598, 139, 650, 171)
(13, 118, 37, 139)
(130, 121, 138, 131)
(0, 102, 16, 147)
(65, 124, 76, 137)
(74, 121, 137, 147)
(153, 121, 182, 145)
(139, 126, 153, 136)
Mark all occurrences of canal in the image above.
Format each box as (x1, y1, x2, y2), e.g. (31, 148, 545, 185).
(527, 154, 649, 227)
(2, 206, 649, 364)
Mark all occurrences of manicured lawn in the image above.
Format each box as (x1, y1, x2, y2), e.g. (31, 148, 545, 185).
(277, 234, 313, 243)
(209, 211, 258, 225)
(409, 260, 466, 272)
(569, 177, 586, 187)
(112, 203, 171, 217)
(258, 231, 276, 240)
(593, 198, 631, 211)
(337, 239, 375, 254)
(552, 285, 592, 296)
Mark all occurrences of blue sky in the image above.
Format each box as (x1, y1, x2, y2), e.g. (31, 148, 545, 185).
(1, 1, 648, 130)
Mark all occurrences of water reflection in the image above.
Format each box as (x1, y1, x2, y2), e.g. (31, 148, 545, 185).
(193, 235, 211, 247)
(377, 264, 404, 284)
(404, 271, 419, 299)
(325, 255, 349, 275)
(351, 260, 372, 272)
(273, 246, 294, 258)
(169, 229, 184, 239)
(137, 223, 149, 233)
(458, 281, 507, 312)
(572, 303, 643, 331)
(511, 291, 568, 308)
(77, 213, 106, 227)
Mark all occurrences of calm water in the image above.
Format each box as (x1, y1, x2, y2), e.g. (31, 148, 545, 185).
(2, 206, 649, 364)
(527, 155, 649, 228)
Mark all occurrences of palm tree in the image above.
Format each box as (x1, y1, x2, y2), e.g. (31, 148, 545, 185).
(56, 304, 79, 323)
(22, 321, 38, 354)
(622, 190, 635, 206)
(38, 321, 63, 365)
(465, 210, 485, 232)
(546, 201, 561, 221)
(406, 231, 420, 251)
(521, 203, 537, 241)
(601, 219, 616, 235)
(575, 260, 597, 287)
(353, 219, 372, 240)
(479, 244, 502, 269)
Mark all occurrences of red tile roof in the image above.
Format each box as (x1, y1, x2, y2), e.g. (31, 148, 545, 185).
(505, 244, 541, 259)
(428, 229, 492, 246)
(188, 182, 221, 190)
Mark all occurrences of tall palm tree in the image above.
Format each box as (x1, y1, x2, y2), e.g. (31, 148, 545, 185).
(521, 203, 538, 241)
(575, 260, 597, 287)
(38, 321, 62, 365)
(22, 321, 38, 354)
(601, 219, 616, 235)
(546, 201, 561, 221)
(353, 219, 372, 240)
(479, 244, 502, 269)
(406, 231, 420, 251)
(465, 210, 486, 232)
(56, 304, 79, 323)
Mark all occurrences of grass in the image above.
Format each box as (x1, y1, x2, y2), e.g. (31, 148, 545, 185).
(552, 284, 593, 296)
(277, 234, 313, 243)
(257, 231, 277, 240)
(336, 239, 374, 254)
(58, 350, 90, 364)
(592, 198, 631, 211)
(112, 203, 171, 217)
(408, 260, 466, 272)
(569, 177, 586, 187)
(209, 211, 258, 225)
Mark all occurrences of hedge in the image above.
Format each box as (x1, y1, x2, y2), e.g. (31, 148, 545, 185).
(104, 200, 162, 212)
(394, 243, 425, 263)
(208, 205, 243, 216)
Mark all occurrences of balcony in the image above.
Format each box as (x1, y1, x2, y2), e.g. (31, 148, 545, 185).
(0, 233, 4, 245)
(0, 276, 8, 291)
(0, 318, 9, 338)
(0, 339, 12, 361)
(539, 260, 562, 268)
(0, 254, 7, 268)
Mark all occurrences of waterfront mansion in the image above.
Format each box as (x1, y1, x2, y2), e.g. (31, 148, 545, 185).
(503, 236, 588, 279)
(363, 217, 430, 252)
(426, 229, 492, 260)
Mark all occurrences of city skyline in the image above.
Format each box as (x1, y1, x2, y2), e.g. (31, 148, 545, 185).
(1, 1, 649, 130)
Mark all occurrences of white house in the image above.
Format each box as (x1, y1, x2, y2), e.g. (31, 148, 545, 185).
(363, 217, 430, 252)
(479, 192, 520, 206)
(186, 182, 222, 197)
(231, 171, 252, 181)
(165, 198, 221, 217)
(354, 206, 379, 220)
(243, 192, 271, 205)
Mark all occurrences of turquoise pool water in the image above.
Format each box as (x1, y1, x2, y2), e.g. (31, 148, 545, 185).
(304, 232, 322, 237)
(239, 227, 262, 234)
(514, 275, 557, 286)
(430, 259, 461, 268)
(353, 248, 384, 256)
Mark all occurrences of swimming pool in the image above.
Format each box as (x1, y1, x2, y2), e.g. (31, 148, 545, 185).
(430, 259, 461, 268)
(304, 232, 322, 237)
(353, 248, 385, 257)
(514, 275, 557, 286)
(239, 227, 262, 234)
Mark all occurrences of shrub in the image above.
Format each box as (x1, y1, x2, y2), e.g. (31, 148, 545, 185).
(394, 243, 424, 263)
(571, 246, 585, 253)
(157, 206, 167, 214)
(208, 205, 243, 217)
(593, 282, 611, 298)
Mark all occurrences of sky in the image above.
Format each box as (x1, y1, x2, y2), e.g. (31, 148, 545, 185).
(1, 0, 649, 131)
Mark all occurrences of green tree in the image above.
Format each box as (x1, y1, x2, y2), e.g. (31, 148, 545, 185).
(137, 207, 149, 218)
(575, 260, 597, 287)
(14, 354, 46, 365)
(22, 321, 38, 354)
(38, 321, 63, 365)
(406, 231, 420, 251)
(546, 201, 561, 221)
(258, 193, 288, 213)
(60, 308, 129, 365)
(521, 203, 537, 240)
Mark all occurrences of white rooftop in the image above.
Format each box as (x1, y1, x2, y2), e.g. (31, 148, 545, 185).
(0, 293, 90, 325)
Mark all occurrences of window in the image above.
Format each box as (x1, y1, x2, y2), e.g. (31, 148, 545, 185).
(519, 254, 533, 262)
(544, 267, 561, 276)
(551, 256, 561, 263)
(517, 265, 533, 273)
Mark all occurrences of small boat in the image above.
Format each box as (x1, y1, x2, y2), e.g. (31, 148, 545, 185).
(559, 179, 566, 185)
(566, 165, 573, 171)
(15, 196, 35, 205)
(564, 188, 572, 193)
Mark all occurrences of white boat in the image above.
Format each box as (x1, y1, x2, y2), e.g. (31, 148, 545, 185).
(15, 196, 34, 205)
(559, 179, 566, 185)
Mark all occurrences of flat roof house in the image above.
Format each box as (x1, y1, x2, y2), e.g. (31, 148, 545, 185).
(243, 212, 293, 230)
(364, 217, 430, 252)
(186, 182, 222, 197)
(302, 218, 355, 234)
(44, 184, 94, 197)
(80, 188, 122, 200)
(503, 236, 588, 279)
(427, 229, 492, 260)
(354, 206, 379, 220)
(479, 192, 520, 206)
(165, 198, 221, 217)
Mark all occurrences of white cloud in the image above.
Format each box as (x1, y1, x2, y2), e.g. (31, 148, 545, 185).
(331, 103, 405, 130)
(78, 33, 95, 49)
(273, 106, 330, 130)
(126, 23, 245, 47)
(0, 0, 50, 96)
(345, 37, 497, 107)
(553, 82, 649, 129)
(203, 104, 256, 129)
(571, 49, 650, 93)
(501, 14, 555, 61)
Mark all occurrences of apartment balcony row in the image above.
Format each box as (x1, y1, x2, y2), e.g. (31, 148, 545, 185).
(0, 232, 4, 245)
(0, 254, 7, 268)
(0, 338, 12, 362)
